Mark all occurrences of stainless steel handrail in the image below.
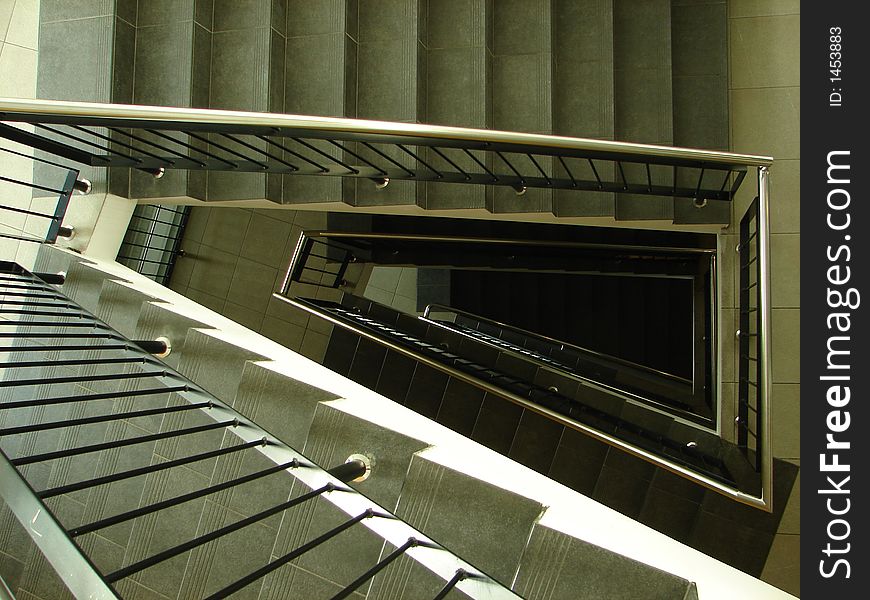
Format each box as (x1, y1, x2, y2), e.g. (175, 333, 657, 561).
(423, 302, 694, 386)
(757, 166, 773, 510)
(277, 293, 769, 510)
(0, 98, 773, 169)
(421, 316, 706, 428)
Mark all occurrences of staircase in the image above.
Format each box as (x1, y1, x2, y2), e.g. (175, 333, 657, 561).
(0, 244, 796, 599)
(32, 0, 730, 227)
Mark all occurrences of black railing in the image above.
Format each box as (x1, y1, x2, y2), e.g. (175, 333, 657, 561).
(737, 197, 764, 471)
(285, 296, 740, 489)
(285, 234, 357, 289)
(0, 260, 518, 599)
(116, 204, 189, 284)
(0, 145, 83, 245)
(422, 303, 703, 420)
(0, 99, 767, 207)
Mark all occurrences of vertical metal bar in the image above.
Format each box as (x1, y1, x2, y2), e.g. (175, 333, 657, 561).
(495, 152, 525, 184)
(358, 142, 411, 176)
(256, 135, 329, 172)
(527, 154, 551, 186)
(39, 439, 266, 499)
(587, 159, 603, 189)
(756, 165, 773, 511)
(431, 147, 470, 180)
(694, 167, 706, 200)
(0, 385, 189, 412)
(557, 156, 577, 187)
(0, 400, 209, 436)
(201, 509, 373, 600)
(432, 569, 468, 600)
(70, 458, 299, 537)
(11, 419, 236, 466)
(0, 122, 107, 165)
(329, 538, 417, 600)
(737, 204, 751, 450)
(616, 161, 628, 190)
(105, 484, 336, 583)
(463, 149, 498, 182)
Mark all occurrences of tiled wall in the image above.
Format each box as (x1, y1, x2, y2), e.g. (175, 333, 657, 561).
(168, 206, 338, 363)
(727, 0, 800, 595)
(0, 0, 40, 268)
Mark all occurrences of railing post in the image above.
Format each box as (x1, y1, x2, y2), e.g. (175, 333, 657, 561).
(756, 165, 773, 512)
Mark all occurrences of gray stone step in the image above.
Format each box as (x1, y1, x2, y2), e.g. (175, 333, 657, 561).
(133, 300, 213, 370)
(613, 0, 674, 221)
(125, 0, 212, 202)
(57, 260, 127, 315)
(670, 0, 730, 227)
(280, 0, 358, 208)
(348, 0, 426, 209)
(514, 520, 698, 600)
(302, 399, 431, 511)
(94, 279, 161, 340)
(487, 0, 554, 215)
(420, 0, 490, 211)
(396, 450, 545, 588)
(175, 327, 269, 404)
(204, 0, 285, 204)
(231, 360, 341, 451)
(36, 1, 134, 197)
(552, 0, 616, 218)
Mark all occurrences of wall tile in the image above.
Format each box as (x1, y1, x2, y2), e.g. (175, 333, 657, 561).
(730, 14, 799, 89)
(5, 0, 39, 50)
(770, 233, 799, 308)
(761, 533, 800, 596)
(769, 159, 800, 233)
(730, 0, 799, 17)
(0, 41, 37, 98)
(771, 308, 799, 383)
(731, 87, 799, 160)
(0, 1, 14, 40)
(770, 383, 799, 459)
(226, 258, 278, 313)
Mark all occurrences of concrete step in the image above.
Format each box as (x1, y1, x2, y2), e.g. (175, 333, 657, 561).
(57, 260, 126, 316)
(231, 360, 341, 451)
(174, 327, 268, 404)
(487, 0, 554, 215)
(514, 517, 698, 600)
(302, 399, 431, 511)
(420, 0, 490, 211)
(132, 300, 213, 370)
(552, 0, 616, 218)
(280, 0, 357, 208)
(204, 1, 284, 204)
(93, 279, 161, 340)
(613, 0, 674, 221)
(348, 0, 426, 209)
(123, 1, 211, 201)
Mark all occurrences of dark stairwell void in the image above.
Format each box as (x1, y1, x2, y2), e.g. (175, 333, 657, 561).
(276, 213, 797, 579)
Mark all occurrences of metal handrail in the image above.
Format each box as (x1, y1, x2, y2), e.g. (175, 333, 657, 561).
(423, 302, 693, 386)
(278, 293, 768, 510)
(736, 166, 773, 510)
(0, 98, 772, 167)
(1, 98, 768, 202)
